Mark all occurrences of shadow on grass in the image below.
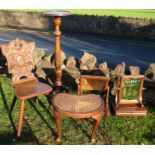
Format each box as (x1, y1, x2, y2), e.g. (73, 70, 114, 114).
(69, 118, 91, 139)
(0, 119, 40, 144)
(143, 101, 155, 143)
(0, 83, 41, 144)
(37, 98, 54, 120)
(0, 132, 18, 144)
(145, 101, 155, 113)
(0, 83, 17, 134)
(20, 118, 40, 144)
(144, 126, 155, 144)
(28, 100, 57, 138)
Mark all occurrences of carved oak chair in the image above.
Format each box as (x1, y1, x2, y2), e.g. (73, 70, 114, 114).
(52, 75, 109, 143)
(114, 75, 147, 116)
(1, 38, 52, 137)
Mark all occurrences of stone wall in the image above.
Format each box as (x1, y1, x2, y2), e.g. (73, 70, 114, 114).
(0, 11, 155, 39)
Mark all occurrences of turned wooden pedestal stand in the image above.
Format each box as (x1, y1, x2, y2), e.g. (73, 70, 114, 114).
(44, 11, 72, 93)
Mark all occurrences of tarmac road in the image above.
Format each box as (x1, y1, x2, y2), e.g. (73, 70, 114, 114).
(0, 28, 155, 73)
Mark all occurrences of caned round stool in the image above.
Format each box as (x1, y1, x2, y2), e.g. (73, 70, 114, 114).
(52, 93, 105, 143)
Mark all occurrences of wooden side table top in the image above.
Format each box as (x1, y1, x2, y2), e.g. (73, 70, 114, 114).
(44, 11, 72, 17)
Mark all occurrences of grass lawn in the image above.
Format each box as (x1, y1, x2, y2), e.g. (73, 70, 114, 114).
(1, 9, 155, 19)
(68, 9, 155, 19)
(0, 75, 155, 144)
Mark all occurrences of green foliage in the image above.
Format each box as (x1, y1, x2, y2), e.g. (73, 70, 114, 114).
(0, 75, 155, 144)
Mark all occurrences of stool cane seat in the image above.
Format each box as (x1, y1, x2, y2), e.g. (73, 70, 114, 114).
(53, 93, 104, 115)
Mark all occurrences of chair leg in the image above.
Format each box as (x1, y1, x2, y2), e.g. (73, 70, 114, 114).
(91, 114, 102, 144)
(105, 87, 110, 116)
(17, 99, 25, 137)
(9, 95, 17, 115)
(54, 111, 62, 142)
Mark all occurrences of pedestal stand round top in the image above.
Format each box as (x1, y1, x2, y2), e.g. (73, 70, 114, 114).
(44, 11, 72, 17)
(44, 11, 72, 88)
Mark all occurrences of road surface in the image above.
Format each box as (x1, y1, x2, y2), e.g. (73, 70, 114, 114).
(0, 28, 155, 73)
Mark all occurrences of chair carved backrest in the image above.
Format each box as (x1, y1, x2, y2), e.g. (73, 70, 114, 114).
(117, 75, 144, 106)
(1, 38, 36, 85)
(78, 75, 109, 95)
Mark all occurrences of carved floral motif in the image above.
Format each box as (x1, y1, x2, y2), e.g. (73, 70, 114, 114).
(1, 38, 36, 84)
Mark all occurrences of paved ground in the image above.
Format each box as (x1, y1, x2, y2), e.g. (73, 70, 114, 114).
(0, 28, 155, 73)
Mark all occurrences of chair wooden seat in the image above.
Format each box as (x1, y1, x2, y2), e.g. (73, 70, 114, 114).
(53, 93, 104, 116)
(1, 38, 52, 137)
(15, 79, 52, 100)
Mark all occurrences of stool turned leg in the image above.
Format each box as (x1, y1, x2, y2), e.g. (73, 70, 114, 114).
(91, 114, 102, 144)
(17, 99, 25, 137)
(54, 111, 62, 142)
